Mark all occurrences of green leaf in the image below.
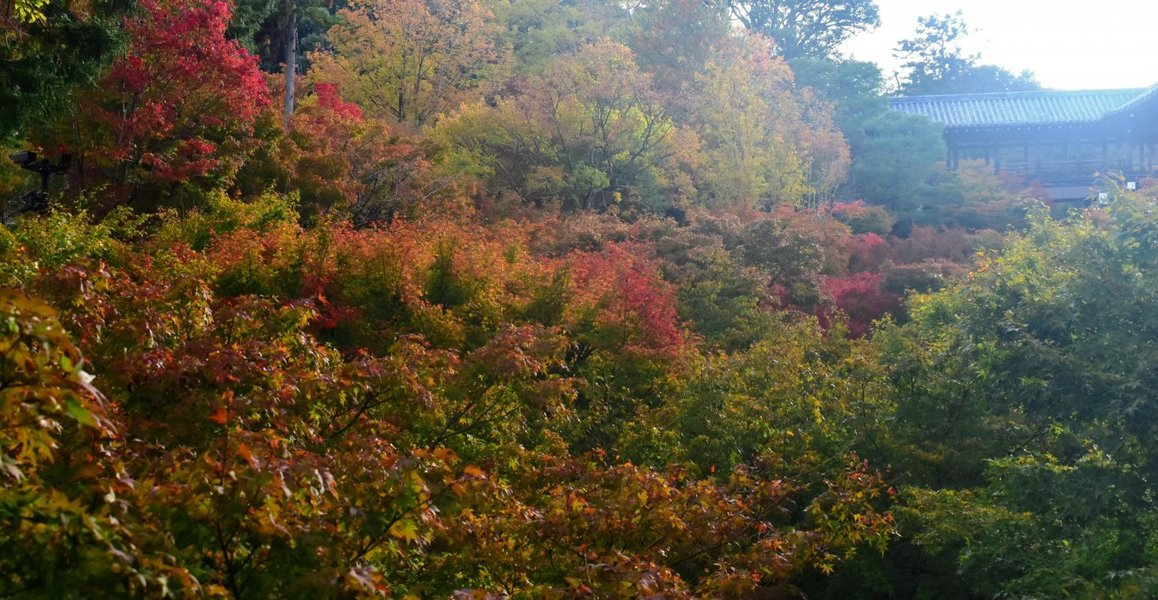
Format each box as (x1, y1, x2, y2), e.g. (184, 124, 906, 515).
(389, 518, 420, 543)
(66, 399, 97, 428)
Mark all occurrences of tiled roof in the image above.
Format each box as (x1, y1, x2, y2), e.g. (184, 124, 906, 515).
(890, 87, 1151, 129)
(1105, 83, 1158, 118)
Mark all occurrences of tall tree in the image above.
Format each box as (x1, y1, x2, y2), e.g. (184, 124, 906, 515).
(307, 0, 510, 130)
(492, 0, 628, 75)
(684, 35, 850, 208)
(0, 0, 129, 141)
(626, 0, 732, 97)
(895, 12, 1039, 95)
(433, 40, 695, 212)
(64, 0, 270, 206)
(228, 0, 342, 127)
(846, 111, 945, 213)
(787, 56, 887, 143)
(235, 82, 433, 225)
(726, 0, 879, 59)
(281, 1, 297, 127)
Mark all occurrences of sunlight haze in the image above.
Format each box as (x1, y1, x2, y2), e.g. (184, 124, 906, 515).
(840, 0, 1158, 91)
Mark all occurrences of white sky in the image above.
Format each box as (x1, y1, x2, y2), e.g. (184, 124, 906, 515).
(838, 0, 1158, 91)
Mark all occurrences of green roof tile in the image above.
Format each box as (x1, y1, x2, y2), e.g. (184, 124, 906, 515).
(890, 87, 1153, 129)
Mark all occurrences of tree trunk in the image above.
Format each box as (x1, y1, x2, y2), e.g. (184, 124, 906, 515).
(283, 6, 297, 129)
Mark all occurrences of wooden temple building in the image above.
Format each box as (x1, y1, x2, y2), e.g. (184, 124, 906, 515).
(891, 84, 1158, 201)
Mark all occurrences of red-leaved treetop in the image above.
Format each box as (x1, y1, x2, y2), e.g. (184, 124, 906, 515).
(568, 243, 686, 356)
(70, 0, 269, 203)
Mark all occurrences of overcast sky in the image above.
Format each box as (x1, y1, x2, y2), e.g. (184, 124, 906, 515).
(838, 0, 1158, 91)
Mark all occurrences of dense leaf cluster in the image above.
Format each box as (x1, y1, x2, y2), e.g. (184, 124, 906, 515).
(3, 0, 1152, 597)
(0, 196, 900, 596)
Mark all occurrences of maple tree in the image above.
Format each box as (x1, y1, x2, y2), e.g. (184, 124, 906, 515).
(566, 242, 685, 357)
(817, 271, 898, 337)
(0, 289, 135, 596)
(625, 0, 732, 98)
(0, 194, 907, 596)
(683, 35, 849, 209)
(307, 0, 510, 130)
(493, 0, 628, 75)
(60, 0, 269, 208)
(5, 0, 1130, 596)
(434, 40, 696, 211)
(237, 82, 434, 225)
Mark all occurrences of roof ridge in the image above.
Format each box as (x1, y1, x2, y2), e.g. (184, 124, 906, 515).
(892, 87, 1147, 103)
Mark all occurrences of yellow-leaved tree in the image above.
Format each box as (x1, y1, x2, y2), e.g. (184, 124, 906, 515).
(307, 0, 511, 130)
(433, 40, 699, 212)
(686, 35, 849, 209)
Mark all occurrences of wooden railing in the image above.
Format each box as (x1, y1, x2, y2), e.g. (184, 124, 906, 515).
(992, 157, 1136, 184)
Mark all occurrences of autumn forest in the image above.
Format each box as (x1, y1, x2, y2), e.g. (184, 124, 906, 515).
(1, 0, 1155, 597)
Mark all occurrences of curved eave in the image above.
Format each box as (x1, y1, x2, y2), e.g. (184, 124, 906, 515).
(1104, 82, 1158, 118)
